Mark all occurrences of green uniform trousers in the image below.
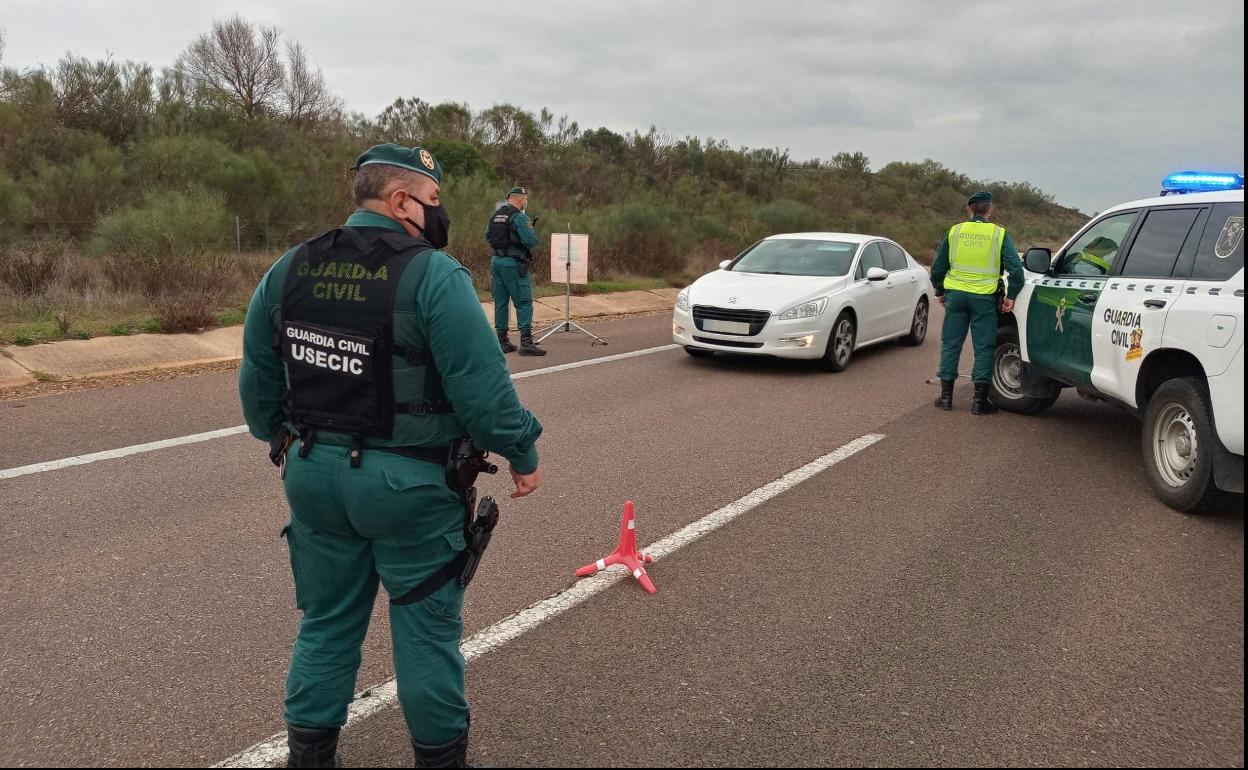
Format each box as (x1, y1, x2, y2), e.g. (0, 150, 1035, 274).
(938, 289, 999, 384)
(491, 255, 534, 332)
(280, 444, 469, 745)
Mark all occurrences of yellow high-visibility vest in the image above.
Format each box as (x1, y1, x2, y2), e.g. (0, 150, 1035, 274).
(944, 221, 1005, 294)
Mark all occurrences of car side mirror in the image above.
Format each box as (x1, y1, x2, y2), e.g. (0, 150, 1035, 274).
(866, 267, 889, 281)
(1024, 247, 1053, 274)
(719, 260, 732, 270)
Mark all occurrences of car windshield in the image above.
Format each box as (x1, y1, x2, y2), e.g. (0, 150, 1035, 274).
(729, 239, 857, 277)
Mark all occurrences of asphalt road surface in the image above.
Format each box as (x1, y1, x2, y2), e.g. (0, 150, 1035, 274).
(1, 308, 1242, 768)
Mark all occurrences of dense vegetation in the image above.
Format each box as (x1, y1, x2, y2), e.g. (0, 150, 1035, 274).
(0, 18, 1086, 344)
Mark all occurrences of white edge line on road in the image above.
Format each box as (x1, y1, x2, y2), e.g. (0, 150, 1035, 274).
(213, 432, 885, 769)
(0, 345, 682, 481)
(0, 426, 252, 480)
(510, 344, 679, 380)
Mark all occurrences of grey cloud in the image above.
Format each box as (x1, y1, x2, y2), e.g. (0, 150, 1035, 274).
(2, 0, 1242, 213)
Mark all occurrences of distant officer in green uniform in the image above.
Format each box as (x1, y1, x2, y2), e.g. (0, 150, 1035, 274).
(930, 191, 1025, 415)
(486, 186, 545, 356)
(239, 144, 543, 768)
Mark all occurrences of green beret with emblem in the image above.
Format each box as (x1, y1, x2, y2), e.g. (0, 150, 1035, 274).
(967, 191, 993, 205)
(354, 143, 443, 184)
(508, 186, 528, 196)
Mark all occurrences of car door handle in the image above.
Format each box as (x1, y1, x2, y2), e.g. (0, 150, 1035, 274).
(1078, 291, 1098, 304)
(1144, 299, 1167, 309)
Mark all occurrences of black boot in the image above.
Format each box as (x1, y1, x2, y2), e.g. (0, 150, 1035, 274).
(497, 330, 517, 354)
(286, 726, 341, 768)
(934, 379, 954, 411)
(412, 729, 470, 768)
(518, 328, 547, 357)
(971, 383, 998, 415)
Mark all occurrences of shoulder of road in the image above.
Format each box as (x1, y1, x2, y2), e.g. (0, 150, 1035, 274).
(0, 289, 681, 390)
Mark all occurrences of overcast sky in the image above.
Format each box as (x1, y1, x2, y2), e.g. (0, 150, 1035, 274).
(3, 0, 1243, 214)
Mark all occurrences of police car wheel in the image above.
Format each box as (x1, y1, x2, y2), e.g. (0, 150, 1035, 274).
(990, 325, 1060, 414)
(819, 313, 856, 372)
(1142, 377, 1223, 514)
(900, 298, 929, 346)
(685, 346, 714, 359)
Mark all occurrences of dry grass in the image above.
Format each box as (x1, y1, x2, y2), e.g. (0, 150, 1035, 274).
(0, 239, 697, 346)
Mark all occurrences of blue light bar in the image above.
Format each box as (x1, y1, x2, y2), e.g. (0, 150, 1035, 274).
(1162, 171, 1245, 193)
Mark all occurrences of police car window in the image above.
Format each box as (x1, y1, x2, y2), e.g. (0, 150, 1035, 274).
(1119, 207, 1201, 279)
(730, 239, 857, 277)
(856, 243, 885, 279)
(881, 242, 909, 272)
(1057, 211, 1138, 276)
(1192, 202, 1245, 282)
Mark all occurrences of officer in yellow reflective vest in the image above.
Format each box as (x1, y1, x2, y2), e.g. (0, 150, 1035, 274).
(930, 191, 1025, 415)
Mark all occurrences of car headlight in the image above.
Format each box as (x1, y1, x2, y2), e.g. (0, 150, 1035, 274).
(778, 297, 828, 321)
(676, 289, 691, 312)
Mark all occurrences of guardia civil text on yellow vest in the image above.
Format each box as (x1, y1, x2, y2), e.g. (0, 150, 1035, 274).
(944, 221, 1006, 295)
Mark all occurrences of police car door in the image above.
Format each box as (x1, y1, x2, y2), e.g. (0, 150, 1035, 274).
(1026, 210, 1140, 388)
(1091, 204, 1206, 405)
(1159, 200, 1245, 425)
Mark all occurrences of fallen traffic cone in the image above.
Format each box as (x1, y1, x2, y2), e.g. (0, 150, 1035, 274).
(575, 501, 657, 594)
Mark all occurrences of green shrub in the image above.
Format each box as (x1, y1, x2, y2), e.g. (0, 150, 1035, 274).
(756, 199, 825, 234)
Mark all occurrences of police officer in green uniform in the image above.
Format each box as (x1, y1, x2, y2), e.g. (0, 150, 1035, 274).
(486, 187, 545, 356)
(239, 144, 543, 768)
(930, 191, 1025, 415)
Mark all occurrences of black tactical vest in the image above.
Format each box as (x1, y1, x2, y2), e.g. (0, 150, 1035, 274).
(280, 227, 451, 457)
(487, 204, 527, 255)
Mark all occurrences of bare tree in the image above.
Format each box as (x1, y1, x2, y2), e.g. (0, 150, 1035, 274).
(283, 41, 340, 126)
(180, 16, 285, 120)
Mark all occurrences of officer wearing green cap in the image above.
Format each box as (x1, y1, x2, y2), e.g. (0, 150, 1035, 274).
(239, 143, 543, 767)
(930, 191, 1025, 415)
(485, 186, 545, 355)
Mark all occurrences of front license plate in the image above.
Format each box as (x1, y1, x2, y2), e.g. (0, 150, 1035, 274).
(703, 319, 751, 335)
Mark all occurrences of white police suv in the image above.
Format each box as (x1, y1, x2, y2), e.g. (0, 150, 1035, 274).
(991, 172, 1244, 513)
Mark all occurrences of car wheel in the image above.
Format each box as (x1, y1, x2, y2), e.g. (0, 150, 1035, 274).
(819, 313, 856, 372)
(684, 346, 713, 359)
(1141, 377, 1225, 514)
(900, 298, 929, 346)
(989, 325, 1060, 414)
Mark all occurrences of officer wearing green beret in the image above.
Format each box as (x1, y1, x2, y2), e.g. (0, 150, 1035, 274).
(486, 186, 545, 356)
(239, 143, 543, 767)
(930, 191, 1025, 415)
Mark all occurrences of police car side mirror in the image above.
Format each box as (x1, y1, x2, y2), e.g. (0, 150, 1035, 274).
(719, 260, 732, 270)
(866, 267, 889, 281)
(1024, 247, 1053, 274)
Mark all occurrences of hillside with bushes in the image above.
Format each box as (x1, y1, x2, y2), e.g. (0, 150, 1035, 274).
(0, 18, 1087, 344)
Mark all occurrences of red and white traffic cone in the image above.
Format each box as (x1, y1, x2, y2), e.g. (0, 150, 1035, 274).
(575, 501, 657, 594)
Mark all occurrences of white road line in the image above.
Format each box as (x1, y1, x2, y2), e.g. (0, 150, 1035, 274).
(0, 426, 252, 480)
(510, 344, 679, 380)
(0, 345, 681, 481)
(213, 432, 885, 769)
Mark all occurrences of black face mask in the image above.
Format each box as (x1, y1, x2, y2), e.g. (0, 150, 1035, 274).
(412, 202, 451, 250)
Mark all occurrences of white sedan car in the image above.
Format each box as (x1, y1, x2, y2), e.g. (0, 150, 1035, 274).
(672, 233, 935, 371)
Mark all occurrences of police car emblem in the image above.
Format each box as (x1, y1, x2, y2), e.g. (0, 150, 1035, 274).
(1055, 297, 1067, 333)
(1215, 216, 1244, 259)
(1126, 327, 1144, 361)
(728, 297, 738, 305)
(419, 149, 435, 171)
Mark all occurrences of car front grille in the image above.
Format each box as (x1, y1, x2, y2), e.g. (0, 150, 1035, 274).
(692, 336, 764, 349)
(692, 305, 771, 336)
